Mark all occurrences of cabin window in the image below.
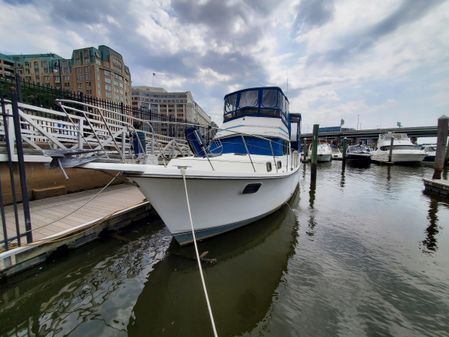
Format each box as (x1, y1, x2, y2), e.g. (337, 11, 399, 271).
(239, 90, 258, 107)
(261, 89, 278, 108)
(224, 94, 237, 112)
(277, 161, 282, 169)
(266, 162, 272, 172)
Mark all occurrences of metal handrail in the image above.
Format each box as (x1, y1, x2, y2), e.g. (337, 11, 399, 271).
(241, 135, 256, 172)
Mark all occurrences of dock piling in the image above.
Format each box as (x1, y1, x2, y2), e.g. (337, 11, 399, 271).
(342, 137, 348, 165)
(311, 124, 319, 180)
(388, 136, 394, 164)
(432, 115, 448, 179)
(445, 138, 449, 168)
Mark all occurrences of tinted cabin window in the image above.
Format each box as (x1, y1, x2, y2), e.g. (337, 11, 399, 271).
(261, 89, 278, 108)
(239, 90, 258, 108)
(224, 94, 237, 112)
(266, 162, 272, 172)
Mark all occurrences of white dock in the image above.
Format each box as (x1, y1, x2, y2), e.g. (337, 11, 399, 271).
(0, 183, 151, 278)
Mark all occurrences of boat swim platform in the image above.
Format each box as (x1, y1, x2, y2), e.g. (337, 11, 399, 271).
(423, 178, 449, 198)
(0, 184, 150, 278)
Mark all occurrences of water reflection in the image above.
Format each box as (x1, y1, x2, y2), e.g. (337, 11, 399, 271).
(340, 165, 346, 188)
(347, 160, 371, 169)
(306, 178, 317, 237)
(308, 178, 316, 210)
(128, 191, 299, 337)
(422, 198, 439, 253)
(386, 165, 392, 182)
(0, 223, 171, 337)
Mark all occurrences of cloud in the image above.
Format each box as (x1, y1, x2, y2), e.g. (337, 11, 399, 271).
(309, 0, 446, 65)
(293, 0, 335, 34)
(0, 0, 448, 127)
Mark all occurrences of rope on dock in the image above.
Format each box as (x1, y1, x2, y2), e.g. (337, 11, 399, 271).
(180, 166, 219, 337)
(23, 171, 122, 241)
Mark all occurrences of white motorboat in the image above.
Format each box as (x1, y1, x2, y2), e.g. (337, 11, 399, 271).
(421, 144, 436, 162)
(331, 146, 343, 160)
(346, 144, 372, 162)
(85, 87, 300, 245)
(308, 143, 332, 162)
(371, 133, 426, 164)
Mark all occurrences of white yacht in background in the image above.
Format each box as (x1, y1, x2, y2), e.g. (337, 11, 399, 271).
(307, 143, 332, 162)
(421, 144, 436, 162)
(371, 133, 426, 164)
(84, 87, 300, 245)
(331, 146, 343, 160)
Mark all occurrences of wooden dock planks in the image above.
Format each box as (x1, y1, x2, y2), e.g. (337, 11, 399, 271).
(1, 183, 146, 243)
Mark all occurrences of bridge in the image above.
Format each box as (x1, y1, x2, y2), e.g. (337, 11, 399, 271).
(300, 126, 438, 141)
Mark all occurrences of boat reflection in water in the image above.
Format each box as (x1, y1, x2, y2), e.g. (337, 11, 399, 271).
(128, 189, 299, 337)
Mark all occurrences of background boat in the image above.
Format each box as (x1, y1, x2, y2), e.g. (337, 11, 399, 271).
(371, 133, 426, 164)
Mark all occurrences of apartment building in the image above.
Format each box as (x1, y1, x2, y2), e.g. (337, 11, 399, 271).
(2, 45, 131, 105)
(71, 46, 131, 105)
(7, 53, 71, 90)
(0, 53, 16, 79)
(132, 86, 212, 138)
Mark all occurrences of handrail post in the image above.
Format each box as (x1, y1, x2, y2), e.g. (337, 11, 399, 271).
(1, 97, 21, 247)
(12, 92, 33, 244)
(269, 141, 278, 172)
(122, 128, 126, 162)
(241, 135, 256, 172)
(78, 118, 84, 150)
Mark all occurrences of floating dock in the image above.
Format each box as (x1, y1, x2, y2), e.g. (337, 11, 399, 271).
(423, 178, 449, 198)
(0, 183, 150, 278)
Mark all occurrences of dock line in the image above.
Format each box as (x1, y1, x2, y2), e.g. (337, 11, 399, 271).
(180, 166, 219, 337)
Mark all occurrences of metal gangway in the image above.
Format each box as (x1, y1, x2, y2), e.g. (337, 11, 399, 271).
(0, 98, 193, 166)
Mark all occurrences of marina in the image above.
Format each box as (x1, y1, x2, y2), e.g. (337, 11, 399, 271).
(0, 81, 448, 337)
(1, 1, 449, 335)
(1, 161, 448, 336)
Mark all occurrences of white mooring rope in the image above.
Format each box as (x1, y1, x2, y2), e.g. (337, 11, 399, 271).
(180, 167, 219, 337)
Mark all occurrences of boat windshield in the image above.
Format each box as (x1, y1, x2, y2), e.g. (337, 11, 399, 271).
(379, 145, 420, 151)
(348, 145, 370, 152)
(224, 87, 289, 125)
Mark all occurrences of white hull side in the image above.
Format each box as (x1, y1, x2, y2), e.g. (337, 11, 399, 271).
(131, 168, 300, 244)
(371, 150, 426, 163)
(317, 154, 332, 162)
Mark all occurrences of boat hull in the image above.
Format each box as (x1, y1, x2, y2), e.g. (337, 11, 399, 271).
(130, 168, 300, 245)
(317, 154, 332, 162)
(371, 151, 426, 163)
(346, 153, 371, 162)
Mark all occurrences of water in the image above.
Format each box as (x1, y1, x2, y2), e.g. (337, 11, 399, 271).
(1, 162, 449, 337)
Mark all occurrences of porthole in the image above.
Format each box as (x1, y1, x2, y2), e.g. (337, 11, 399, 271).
(266, 162, 272, 172)
(277, 161, 282, 169)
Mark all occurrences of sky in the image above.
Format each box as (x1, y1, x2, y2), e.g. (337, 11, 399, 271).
(0, 0, 448, 131)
